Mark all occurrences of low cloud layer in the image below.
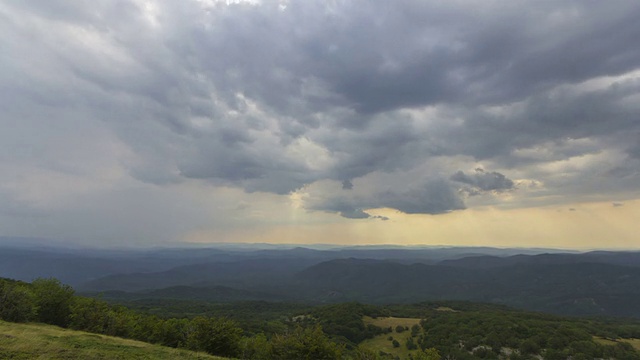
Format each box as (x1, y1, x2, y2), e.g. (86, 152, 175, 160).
(1, 1, 640, 242)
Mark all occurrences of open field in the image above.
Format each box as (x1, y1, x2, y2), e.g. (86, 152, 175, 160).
(593, 336, 618, 346)
(435, 306, 458, 312)
(363, 316, 422, 329)
(593, 336, 640, 351)
(622, 338, 640, 351)
(361, 317, 422, 359)
(0, 320, 225, 360)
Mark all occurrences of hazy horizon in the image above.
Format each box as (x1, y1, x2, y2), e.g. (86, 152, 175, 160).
(1, 1, 639, 249)
(0, 235, 633, 253)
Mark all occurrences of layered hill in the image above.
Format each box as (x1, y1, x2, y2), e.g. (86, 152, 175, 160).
(3, 243, 640, 318)
(294, 257, 640, 317)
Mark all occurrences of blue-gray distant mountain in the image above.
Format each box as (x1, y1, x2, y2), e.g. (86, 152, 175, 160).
(3, 241, 640, 318)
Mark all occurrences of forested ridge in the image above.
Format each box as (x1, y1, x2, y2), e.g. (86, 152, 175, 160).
(3, 277, 640, 359)
(6, 246, 640, 318)
(71, 250, 640, 318)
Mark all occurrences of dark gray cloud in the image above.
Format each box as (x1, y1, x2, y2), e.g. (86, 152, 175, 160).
(371, 215, 389, 221)
(628, 140, 640, 159)
(304, 178, 465, 219)
(183, 1, 640, 114)
(451, 169, 515, 194)
(1, 0, 640, 233)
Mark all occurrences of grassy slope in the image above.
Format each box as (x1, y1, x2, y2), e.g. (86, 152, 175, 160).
(360, 316, 422, 359)
(0, 321, 227, 360)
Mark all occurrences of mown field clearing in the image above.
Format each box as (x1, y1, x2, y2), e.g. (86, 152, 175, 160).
(0, 320, 225, 360)
(593, 336, 640, 351)
(593, 336, 618, 346)
(435, 306, 458, 312)
(361, 317, 422, 359)
(622, 338, 640, 351)
(363, 316, 422, 328)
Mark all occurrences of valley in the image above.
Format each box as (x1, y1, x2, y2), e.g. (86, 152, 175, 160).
(3, 242, 640, 359)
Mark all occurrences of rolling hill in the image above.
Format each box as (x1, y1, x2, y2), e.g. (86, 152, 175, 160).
(294, 258, 640, 317)
(4, 243, 640, 318)
(0, 320, 227, 360)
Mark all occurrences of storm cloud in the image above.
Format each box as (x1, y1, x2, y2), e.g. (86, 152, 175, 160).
(302, 177, 466, 219)
(1, 0, 640, 241)
(451, 169, 515, 195)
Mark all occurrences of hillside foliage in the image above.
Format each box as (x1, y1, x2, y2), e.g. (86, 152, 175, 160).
(3, 277, 640, 359)
(0, 277, 342, 359)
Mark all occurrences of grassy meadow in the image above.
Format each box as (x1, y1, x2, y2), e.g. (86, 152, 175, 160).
(0, 320, 226, 360)
(626, 339, 640, 351)
(360, 316, 422, 359)
(594, 336, 640, 351)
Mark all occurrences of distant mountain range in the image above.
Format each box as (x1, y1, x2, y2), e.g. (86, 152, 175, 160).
(293, 256, 640, 317)
(2, 239, 640, 318)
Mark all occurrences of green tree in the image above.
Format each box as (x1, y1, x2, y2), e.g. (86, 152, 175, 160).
(69, 297, 111, 333)
(544, 348, 566, 360)
(270, 325, 343, 360)
(185, 316, 242, 357)
(0, 280, 36, 322)
(519, 339, 540, 355)
(240, 333, 272, 360)
(31, 278, 74, 327)
(414, 347, 441, 360)
(411, 324, 421, 337)
(353, 346, 382, 360)
(406, 336, 418, 350)
(158, 318, 190, 348)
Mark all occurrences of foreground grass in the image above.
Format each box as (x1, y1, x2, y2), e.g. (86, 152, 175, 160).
(361, 317, 422, 359)
(0, 321, 226, 360)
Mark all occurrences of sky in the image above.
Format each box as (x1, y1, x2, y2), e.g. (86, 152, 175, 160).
(1, 0, 640, 249)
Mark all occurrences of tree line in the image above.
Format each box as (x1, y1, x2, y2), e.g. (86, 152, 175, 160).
(416, 306, 640, 360)
(0, 277, 345, 359)
(5, 277, 640, 359)
(1, 277, 448, 359)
